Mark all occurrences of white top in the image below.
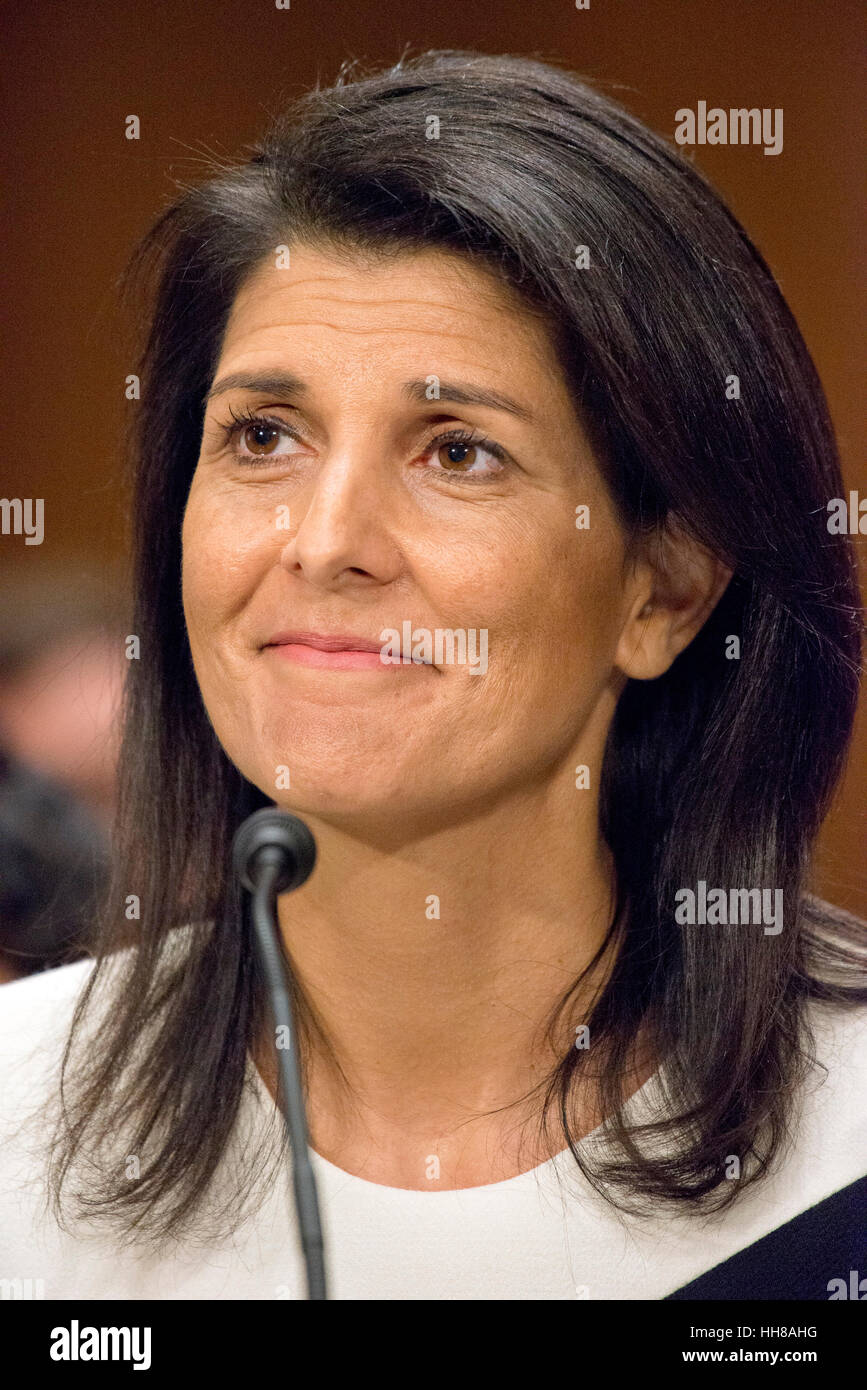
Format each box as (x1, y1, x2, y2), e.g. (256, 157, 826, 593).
(1, 954, 865, 1300)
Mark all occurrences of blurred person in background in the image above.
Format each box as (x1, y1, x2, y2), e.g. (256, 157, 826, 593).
(0, 745, 109, 981)
(0, 569, 123, 978)
(0, 569, 125, 830)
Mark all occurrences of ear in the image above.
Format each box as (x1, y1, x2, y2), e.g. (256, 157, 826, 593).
(614, 521, 732, 681)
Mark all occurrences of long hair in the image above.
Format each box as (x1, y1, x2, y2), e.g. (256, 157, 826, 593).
(44, 48, 865, 1248)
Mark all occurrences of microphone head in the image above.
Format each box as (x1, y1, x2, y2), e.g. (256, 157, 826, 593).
(232, 806, 317, 895)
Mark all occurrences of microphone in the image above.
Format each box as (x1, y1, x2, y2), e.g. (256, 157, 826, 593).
(232, 806, 326, 1300)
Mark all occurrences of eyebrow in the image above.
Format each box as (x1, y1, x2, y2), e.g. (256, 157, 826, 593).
(204, 370, 535, 422)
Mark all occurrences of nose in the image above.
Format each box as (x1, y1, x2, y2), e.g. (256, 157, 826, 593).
(278, 446, 402, 590)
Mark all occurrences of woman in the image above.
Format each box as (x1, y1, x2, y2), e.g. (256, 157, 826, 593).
(1, 49, 864, 1301)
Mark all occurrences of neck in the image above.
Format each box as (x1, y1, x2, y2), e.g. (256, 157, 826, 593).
(254, 777, 632, 1179)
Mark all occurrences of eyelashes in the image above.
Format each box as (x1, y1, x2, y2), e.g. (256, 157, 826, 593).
(214, 405, 509, 484)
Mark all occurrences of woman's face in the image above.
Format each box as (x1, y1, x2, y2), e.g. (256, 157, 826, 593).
(183, 242, 645, 829)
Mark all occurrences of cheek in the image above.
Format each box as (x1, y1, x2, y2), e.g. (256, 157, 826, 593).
(181, 480, 264, 643)
(488, 529, 628, 750)
(547, 533, 627, 651)
(408, 514, 625, 763)
(180, 503, 262, 774)
(435, 507, 625, 677)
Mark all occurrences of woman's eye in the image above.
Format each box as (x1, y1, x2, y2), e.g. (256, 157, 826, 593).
(233, 419, 298, 460)
(425, 436, 505, 479)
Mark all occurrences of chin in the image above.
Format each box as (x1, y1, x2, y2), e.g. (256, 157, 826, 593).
(242, 759, 426, 823)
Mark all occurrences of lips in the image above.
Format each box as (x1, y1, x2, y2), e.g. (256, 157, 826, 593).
(263, 629, 409, 671)
(264, 630, 385, 653)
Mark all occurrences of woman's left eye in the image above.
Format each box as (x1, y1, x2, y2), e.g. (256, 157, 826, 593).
(422, 431, 506, 481)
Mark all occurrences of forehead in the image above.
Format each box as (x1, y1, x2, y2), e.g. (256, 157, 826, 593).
(217, 241, 566, 388)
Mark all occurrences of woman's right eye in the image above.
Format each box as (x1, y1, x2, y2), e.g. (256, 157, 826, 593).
(223, 414, 302, 465)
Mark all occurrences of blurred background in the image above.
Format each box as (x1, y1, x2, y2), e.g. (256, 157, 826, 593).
(0, 0, 864, 978)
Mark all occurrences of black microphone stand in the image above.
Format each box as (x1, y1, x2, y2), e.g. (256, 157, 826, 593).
(235, 809, 327, 1300)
